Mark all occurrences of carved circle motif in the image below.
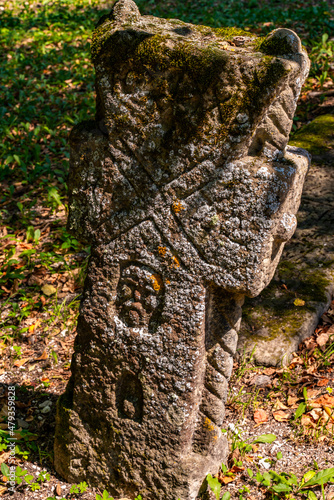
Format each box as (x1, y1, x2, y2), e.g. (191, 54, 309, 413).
(116, 264, 163, 328)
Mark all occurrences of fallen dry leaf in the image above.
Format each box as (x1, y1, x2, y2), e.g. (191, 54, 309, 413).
(28, 320, 41, 334)
(16, 401, 31, 409)
(317, 332, 329, 346)
(317, 378, 330, 387)
(13, 358, 30, 368)
(289, 356, 304, 368)
(273, 410, 290, 422)
(306, 365, 318, 374)
(254, 409, 268, 424)
(0, 452, 10, 465)
(219, 474, 236, 485)
(309, 408, 323, 421)
(305, 337, 317, 350)
(321, 313, 332, 324)
(228, 448, 241, 467)
(274, 399, 289, 410)
(301, 414, 317, 428)
(287, 395, 299, 408)
(56, 484, 62, 496)
(312, 395, 334, 408)
(41, 284, 57, 296)
(230, 465, 245, 473)
(307, 389, 321, 399)
(36, 350, 48, 361)
(263, 368, 276, 376)
(0, 486, 7, 496)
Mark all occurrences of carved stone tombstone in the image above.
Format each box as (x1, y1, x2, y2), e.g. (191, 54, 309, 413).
(54, 1, 310, 498)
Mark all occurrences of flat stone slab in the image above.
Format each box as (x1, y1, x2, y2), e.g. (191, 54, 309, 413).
(238, 114, 334, 366)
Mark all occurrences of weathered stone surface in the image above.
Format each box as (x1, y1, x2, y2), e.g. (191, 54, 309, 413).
(54, 1, 310, 498)
(238, 116, 334, 367)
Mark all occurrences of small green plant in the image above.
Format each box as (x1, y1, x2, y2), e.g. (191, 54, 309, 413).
(29, 481, 41, 491)
(315, 337, 334, 370)
(51, 349, 58, 365)
(206, 474, 222, 500)
(26, 225, 41, 244)
(96, 490, 114, 500)
(224, 426, 277, 460)
(1, 464, 51, 491)
(238, 485, 250, 499)
(70, 481, 88, 494)
(12, 345, 22, 359)
(207, 434, 276, 500)
(0, 463, 10, 479)
(248, 466, 334, 499)
(47, 186, 63, 209)
(0, 435, 7, 452)
(37, 470, 50, 483)
(294, 386, 309, 420)
(232, 345, 256, 382)
(309, 33, 334, 89)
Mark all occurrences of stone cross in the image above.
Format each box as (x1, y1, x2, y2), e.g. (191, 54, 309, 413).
(54, 1, 310, 498)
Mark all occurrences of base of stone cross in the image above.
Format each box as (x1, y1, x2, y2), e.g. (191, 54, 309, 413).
(238, 117, 334, 367)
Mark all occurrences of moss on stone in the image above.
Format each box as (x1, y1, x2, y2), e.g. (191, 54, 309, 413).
(217, 56, 288, 138)
(258, 34, 293, 56)
(134, 32, 229, 85)
(91, 12, 260, 66)
(242, 57, 288, 110)
(290, 114, 334, 155)
(241, 261, 332, 343)
(213, 26, 256, 39)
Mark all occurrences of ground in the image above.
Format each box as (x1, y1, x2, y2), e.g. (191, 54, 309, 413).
(0, 0, 334, 499)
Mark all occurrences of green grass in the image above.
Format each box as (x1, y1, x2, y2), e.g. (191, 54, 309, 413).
(136, 0, 333, 38)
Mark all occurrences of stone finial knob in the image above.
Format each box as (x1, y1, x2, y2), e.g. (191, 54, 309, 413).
(261, 28, 302, 55)
(111, 0, 141, 23)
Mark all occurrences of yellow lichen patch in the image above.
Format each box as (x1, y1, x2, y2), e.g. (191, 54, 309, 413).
(158, 246, 167, 257)
(172, 200, 185, 214)
(204, 417, 215, 432)
(171, 256, 180, 268)
(150, 274, 162, 292)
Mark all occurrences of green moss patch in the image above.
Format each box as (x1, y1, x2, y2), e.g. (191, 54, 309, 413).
(290, 114, 334, 155)
(241, 262, 332, 343)
(213, 26, 256, 39)
(259, 35, 294, 56)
